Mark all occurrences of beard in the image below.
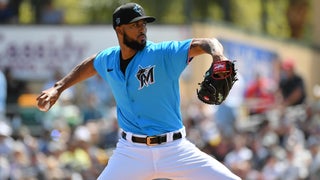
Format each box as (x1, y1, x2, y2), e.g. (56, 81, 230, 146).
(123, 32, 146, 51)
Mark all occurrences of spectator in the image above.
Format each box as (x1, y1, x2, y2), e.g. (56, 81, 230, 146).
(224, 134, 253, 179)
(59, 128, 91, 177)
(45, 153, 67, 179)
(249, 136, 270, 171)
(45, 140, 70, 179)
(261, 153, 286, 180)
(278, 59, 306, 107)
(75, 124, 109, 179)
(244, 73, 276, 115)
(281, 149, 300, 179)
(8, 141, 32, 179)
(282, 122, 306, 150)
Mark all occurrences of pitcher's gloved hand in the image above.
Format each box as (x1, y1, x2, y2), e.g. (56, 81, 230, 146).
(197, 60, 238, 105)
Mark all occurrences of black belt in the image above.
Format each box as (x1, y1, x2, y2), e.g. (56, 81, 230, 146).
(121, 131, 183, 146)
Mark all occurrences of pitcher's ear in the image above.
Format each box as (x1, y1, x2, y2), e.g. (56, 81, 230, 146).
(115, 26, 123, 34)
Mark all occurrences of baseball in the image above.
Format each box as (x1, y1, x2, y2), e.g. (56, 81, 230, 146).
(39, 101, 50, 112)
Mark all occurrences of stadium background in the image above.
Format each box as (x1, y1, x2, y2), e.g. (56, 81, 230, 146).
(1, 0, 320, 179)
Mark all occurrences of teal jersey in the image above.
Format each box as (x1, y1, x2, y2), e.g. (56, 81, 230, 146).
(94, 39, 192, 135)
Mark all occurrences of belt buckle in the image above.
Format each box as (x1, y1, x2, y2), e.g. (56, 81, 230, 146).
(146, 136, 156, 146)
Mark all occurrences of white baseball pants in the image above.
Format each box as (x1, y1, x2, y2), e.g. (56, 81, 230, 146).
(97, 132, 241, 180)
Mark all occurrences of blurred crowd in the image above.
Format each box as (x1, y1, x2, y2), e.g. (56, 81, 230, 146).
(1, 58, 320, 180)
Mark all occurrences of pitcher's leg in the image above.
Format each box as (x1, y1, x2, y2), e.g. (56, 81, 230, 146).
(156, 138, 241, 180)
(97, 139, 155, 180)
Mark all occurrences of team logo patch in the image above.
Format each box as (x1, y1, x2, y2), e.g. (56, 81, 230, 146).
(136, 65, 155, 90)
(133, 4, 143, 15)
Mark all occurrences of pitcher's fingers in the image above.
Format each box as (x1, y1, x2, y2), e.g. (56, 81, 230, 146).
(45, 97, 51, 102)
(37, 93, 47, 100)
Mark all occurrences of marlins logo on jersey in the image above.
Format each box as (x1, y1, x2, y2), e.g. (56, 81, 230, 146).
(136, 65, 155, 90)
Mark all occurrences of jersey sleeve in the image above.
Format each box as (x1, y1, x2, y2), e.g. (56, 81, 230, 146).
(93, 47, 119, 82)
(160, 39, 192, 78)
(93, 50, 107, 78)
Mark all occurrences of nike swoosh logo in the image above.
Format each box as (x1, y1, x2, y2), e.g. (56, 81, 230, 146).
(107, 68, 113, 72)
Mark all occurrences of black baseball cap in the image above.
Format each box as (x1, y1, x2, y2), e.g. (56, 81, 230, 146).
(113, 3, 156, 29)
